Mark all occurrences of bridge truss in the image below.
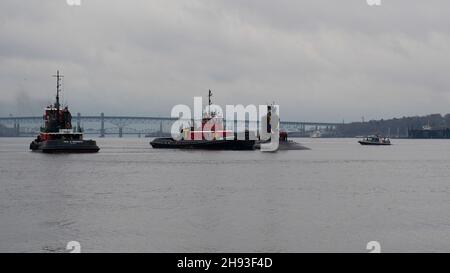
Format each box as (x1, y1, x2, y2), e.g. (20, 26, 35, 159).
(0, 114, 341, 137)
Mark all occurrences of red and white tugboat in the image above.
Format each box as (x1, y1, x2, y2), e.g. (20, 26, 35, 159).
(150, 90, 256, 150)
(29, 71, 100, 153)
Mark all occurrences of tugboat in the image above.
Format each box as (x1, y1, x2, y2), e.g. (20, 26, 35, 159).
(150, 90, 256, 150)
(29, 71, 100, 153)
(358, 135, 391, 146)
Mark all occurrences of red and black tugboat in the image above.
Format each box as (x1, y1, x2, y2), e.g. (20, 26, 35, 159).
(29, 71, 100, 153)
(150, 90, 256, 150)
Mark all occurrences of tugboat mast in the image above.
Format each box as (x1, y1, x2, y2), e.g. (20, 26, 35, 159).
(52, 70, 63, 110)
(208, 89, 212, 117)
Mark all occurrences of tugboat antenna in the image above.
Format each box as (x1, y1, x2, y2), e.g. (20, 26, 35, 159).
(52, 70, 64, 110)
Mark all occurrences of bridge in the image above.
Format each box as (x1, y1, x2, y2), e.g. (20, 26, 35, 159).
(0, 114, 342, 137)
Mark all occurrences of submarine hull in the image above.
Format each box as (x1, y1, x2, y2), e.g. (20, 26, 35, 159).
(254, 140, 310, 150)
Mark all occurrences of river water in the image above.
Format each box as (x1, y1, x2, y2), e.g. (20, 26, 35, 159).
(1, 137, 450, 252)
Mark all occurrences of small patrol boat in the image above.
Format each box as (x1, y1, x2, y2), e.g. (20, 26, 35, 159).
(29, 71, 100, 153)
(358, 135, 391, 146)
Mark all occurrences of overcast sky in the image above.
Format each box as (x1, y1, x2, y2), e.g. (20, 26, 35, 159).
(1, 0, 450, 122)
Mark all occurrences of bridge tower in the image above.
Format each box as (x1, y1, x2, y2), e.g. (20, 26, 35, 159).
(100, 112, 105, 137)
(77, 113, 81, 132)
(14, 121, 20, 137)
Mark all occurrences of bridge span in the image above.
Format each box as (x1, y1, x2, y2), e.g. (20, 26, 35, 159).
(0, 114, 342, 137)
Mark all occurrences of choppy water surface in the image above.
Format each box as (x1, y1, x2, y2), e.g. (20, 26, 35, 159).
(1, 137, 450, 252)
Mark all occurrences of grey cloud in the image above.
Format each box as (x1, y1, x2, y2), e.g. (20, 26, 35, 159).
(1, 0, 450, 122)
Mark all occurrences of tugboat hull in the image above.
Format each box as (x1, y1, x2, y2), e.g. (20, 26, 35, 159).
(30, 140, 100, 153)
(150, 138, 256, 150)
